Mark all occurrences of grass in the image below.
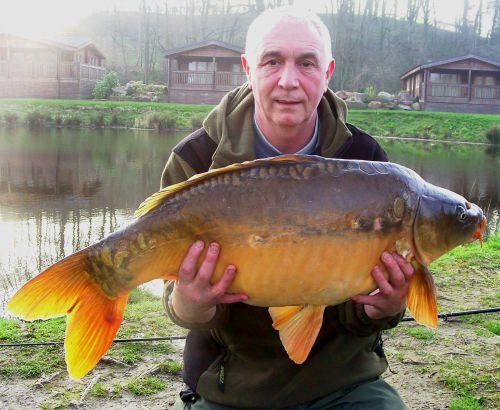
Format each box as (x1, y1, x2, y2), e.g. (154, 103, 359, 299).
(127, 376, 167, 396)
(0, 99, 499, 142)
(348, 109, 500, 143)
(0, 98, 212, 130)
(0, 288, 184, 378)
(386, 234, 500, 409)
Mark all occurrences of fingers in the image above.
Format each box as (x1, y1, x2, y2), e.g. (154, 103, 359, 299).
(212, 265, 249, 304)
(197, 242, 221, 284)
(178, 240, 205, 284)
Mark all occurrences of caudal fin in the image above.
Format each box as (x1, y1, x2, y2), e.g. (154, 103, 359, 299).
(7, 250, 129, 379)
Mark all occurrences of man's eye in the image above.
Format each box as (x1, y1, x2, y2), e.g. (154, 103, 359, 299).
(265, 59, 278, 66)
(301, 61, 314, 68)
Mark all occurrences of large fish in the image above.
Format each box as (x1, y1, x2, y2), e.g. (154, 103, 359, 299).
(7, 155, 486, 379)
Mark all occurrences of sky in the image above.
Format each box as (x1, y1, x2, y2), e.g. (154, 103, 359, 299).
(0, 0, 494, 38)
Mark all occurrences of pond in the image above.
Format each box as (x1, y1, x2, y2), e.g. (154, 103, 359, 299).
(0, 128, 498, 314)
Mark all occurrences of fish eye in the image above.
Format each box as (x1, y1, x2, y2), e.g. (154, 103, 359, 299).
(456, 206, 467, 223)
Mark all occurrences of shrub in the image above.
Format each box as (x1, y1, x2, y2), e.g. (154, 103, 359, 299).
(485, 125, 500, 144)
(63, 114, 82, 127)
(140, 112, 177, 131)
(26, 110, 50, 128)
(93, 71, 120, 99)
(90, 112, 105, 128)
(190, 114, 205, 129)
(364, 85, 378, 102)
(3, 112, 19, 127)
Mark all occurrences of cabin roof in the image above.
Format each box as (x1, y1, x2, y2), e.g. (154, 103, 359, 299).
(0, 33, 105, 59)
(164, 40, 244, 58)
(400, 54, 500, 80)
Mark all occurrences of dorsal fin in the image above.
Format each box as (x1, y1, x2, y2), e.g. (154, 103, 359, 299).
(134, 155, 320, 218)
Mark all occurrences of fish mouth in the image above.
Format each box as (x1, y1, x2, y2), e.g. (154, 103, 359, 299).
(473, 215, 487, 247)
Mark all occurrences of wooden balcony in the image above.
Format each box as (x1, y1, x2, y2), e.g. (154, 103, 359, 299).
(170, 70, 247, 91)
(0, 61, 106, 81)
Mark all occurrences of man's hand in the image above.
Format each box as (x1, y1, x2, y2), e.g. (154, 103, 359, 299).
(352, 252, 414, 320)
(171, 241, 248, 324)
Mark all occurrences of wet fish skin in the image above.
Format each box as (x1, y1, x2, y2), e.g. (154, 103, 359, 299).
(7, 155, 486, 379)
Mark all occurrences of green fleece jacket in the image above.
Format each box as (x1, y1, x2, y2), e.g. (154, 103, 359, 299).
(161, 85, 403, 409)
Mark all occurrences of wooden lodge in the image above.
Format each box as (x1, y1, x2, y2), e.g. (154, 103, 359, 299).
(0, 33, 106, 99)
(164, 40, 247, 104)
(400, 54, 500, 114)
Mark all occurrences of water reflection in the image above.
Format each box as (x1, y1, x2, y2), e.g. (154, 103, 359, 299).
(0, 127, 181, 313)
(0, 130, 498, 314)
(380, 139, 499, 236)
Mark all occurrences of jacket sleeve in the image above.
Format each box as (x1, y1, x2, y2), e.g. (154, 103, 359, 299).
(325, 301, 404, 336)
(160, 152, 197, 189)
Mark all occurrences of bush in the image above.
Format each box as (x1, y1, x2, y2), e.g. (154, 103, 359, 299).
(93, 71, 120, 99)
(485, 125, 500, 144)
(3, 112, 19, 127)
(26, 110, 50, 127)
(190, 114, 205, 129)
(63, 114, 82, 127)
(363, 85, 378, 102)
(139, 112, 177, 131)
(90, 112, 105, 128)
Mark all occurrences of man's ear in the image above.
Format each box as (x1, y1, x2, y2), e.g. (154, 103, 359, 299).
(241, 54, 252, 87)
(325, 59, 335, 90)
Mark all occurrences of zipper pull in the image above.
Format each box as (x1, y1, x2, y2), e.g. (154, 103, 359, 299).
(218, 360, 225, 392)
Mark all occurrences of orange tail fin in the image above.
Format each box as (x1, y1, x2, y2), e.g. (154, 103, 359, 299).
(7, 250, 129, 379)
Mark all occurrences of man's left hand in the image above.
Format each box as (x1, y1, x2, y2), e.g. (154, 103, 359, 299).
(352, 252, 414, 320)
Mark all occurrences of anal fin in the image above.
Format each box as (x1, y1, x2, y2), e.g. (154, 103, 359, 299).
(269, 305, 326, 364)
(407, 263, 438, 328)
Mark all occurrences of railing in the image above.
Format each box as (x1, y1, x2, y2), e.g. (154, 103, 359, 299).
(427, 83, 500, 100)
(428, 83, 469, 98)
(472, 85, 500, 99)
(171, 70, 246, 89)
(0, 61, 106, 81)
(80, 64, 106, 81)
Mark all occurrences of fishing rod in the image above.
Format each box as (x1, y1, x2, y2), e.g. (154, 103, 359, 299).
(400, 306, 500, 322)
(0, 307, 498, 348)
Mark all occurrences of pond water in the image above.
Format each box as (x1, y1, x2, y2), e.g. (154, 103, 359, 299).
(0, 128, 498, 315)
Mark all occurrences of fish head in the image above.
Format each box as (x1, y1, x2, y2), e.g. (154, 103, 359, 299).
(413, 185, 486, 265)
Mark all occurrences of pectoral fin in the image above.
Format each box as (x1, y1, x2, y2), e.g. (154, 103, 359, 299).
(407, 263, 438, 328)
(269, 305, 326, 364)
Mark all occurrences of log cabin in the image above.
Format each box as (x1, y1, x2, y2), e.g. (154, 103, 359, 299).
(400, 54, 500, 114)
(0, 33, 106, 99)
(164, 40, 246, 104)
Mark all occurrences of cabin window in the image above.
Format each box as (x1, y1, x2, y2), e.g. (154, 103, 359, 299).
(430, 73, 463, 84)
(0, 48, 7, 60)
(187, 61, 215, 85)
(473, 75, 495, 99)
(188, 61, 215, 72)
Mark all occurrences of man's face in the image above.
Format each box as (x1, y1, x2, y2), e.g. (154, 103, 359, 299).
(242, 20, 335, 134)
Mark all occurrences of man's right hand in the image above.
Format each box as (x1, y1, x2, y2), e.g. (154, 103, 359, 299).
(171, 240, 248, 324)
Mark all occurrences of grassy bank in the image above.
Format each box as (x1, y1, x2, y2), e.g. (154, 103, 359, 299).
(0, 236, 498, 409)
(0, 99, 499, 143)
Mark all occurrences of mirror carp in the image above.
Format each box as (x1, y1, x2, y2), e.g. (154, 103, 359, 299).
(7, 155, 486, 379)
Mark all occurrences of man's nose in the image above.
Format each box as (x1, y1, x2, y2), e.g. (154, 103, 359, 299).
(278, 63, 299, 89)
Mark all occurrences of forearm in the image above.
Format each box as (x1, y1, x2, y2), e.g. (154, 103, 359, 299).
(325, 300, 404, 337)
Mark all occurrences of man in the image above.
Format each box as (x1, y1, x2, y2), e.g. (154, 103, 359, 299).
(162, 7, 412, 409)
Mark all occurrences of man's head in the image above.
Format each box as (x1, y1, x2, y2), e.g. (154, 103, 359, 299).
(244, 7, 333, 72)
(241, 7, 335, 150)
